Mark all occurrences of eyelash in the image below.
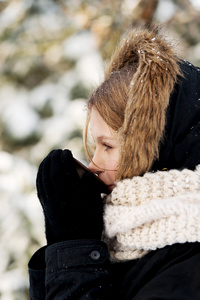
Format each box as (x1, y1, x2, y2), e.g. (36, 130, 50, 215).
(102, 143, 112, 150)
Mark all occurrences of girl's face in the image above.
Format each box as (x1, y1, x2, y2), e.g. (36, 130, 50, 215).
(88, 108, 120, 191)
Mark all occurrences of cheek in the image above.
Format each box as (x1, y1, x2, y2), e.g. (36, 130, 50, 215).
(107, 170, 117, 182)
(106, 160, 118, 181)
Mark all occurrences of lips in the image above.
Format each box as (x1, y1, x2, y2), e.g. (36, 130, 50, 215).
(107, 184, 116, 191)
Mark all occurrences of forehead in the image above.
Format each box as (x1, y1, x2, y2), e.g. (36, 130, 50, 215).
(90, 108, 114, 138)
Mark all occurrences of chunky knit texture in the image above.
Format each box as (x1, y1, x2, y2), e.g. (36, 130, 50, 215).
(103, 165, 200, 261)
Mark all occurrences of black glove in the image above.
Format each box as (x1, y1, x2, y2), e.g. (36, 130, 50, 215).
(36, 149, 105, 245)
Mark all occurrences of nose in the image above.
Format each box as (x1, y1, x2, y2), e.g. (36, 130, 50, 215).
(88, 160, 102, 175)
(88, 150, 103, 175)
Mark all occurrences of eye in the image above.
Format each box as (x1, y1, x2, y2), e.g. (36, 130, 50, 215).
(102, 143, 112, 150)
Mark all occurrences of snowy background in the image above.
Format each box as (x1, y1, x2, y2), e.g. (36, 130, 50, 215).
(0, 0, 200, 299)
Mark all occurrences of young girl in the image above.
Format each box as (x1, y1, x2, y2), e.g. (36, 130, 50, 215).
(28, 26, 200, 299)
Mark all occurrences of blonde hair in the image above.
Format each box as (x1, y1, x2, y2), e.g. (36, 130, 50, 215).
(84, 26, 182, 180)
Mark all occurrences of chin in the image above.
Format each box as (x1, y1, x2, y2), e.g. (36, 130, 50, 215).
(107, 184, 116, 191)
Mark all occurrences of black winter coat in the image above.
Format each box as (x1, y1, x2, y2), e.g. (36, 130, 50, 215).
(28, 240, 200, 299)
(28, 61, 200, 299)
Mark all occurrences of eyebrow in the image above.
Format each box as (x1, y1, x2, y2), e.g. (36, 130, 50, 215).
(97, 135, 113, 141)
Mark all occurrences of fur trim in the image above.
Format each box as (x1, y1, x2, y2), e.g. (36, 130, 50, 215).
(105, 26, 182, 179)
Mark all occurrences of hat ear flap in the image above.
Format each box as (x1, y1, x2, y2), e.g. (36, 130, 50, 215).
(105, 27, 182, 180)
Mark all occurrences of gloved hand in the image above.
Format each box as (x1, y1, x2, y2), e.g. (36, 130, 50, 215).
(36, 149, 105, 245)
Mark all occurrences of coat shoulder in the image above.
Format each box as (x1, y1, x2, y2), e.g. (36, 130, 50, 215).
(112, 242, 200, 299)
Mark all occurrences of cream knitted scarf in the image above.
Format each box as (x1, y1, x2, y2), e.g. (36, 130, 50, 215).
(103, 166, 200, 262)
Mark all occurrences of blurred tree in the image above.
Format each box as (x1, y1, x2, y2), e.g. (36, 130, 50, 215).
(0, 1, 200, 299)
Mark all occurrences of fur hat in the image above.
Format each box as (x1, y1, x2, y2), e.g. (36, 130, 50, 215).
(104, 26, 182, 179)
(151, 59, 200, 172)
